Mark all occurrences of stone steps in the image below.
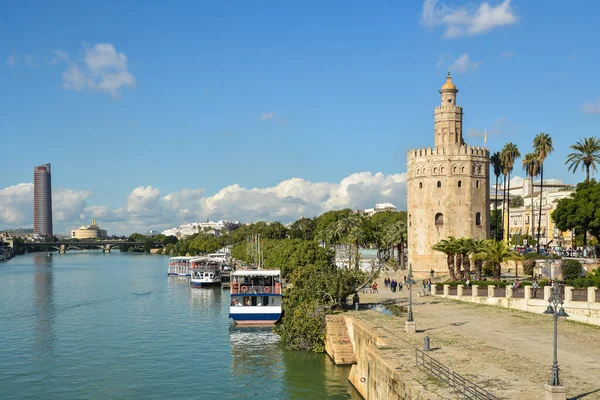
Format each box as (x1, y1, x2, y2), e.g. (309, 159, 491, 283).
(324, 315, 356, 365)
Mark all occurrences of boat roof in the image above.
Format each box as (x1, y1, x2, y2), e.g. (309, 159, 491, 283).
(169, 256, 193, 260)
(232, 269, 281, 277)
(191, 257, 221, 263)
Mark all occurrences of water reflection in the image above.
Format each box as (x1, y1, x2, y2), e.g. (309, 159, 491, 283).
(229, 326, 284, 395)
(33, 254, 56, 357)
(189, 286, 221, 306)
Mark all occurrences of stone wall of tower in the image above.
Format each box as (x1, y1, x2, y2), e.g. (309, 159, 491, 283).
(406, 75, 490, 273)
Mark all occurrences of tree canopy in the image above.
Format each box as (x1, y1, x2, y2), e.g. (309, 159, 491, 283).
(552, 179, 600, 244)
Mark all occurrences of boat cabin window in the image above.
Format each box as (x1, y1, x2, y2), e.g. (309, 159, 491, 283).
(263, 296, 269, 306)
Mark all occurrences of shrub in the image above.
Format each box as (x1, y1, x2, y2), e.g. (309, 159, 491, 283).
(562, 259, 583, 282)
(482, 263, 493, 277)
(523, 259, 536, 276)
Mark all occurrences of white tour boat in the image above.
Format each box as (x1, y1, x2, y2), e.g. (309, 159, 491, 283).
(229, 270, 282, 325)
(190, 257, 222, 288)
(167, 256, 193, 276)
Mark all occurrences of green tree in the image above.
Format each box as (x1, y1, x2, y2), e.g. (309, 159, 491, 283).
(523, 152, 540, 242)
(552, 180, 600, 245)
(566, 137, 600, 183)
(474, 240, 521, 280)
(490, 210, 502, 241)
(562, 259, 583, 281)
(288, 217, 316, 240)
(384, 219, 407, 269)
(335, 213, 366, 270)
(468, 238, 486, 280)
(510, 196, 524, 208)
(501, 142, 521, 241)
(490, 152, 503, 240)
(432, 237, 459, 280)
(533, 132, 554, 252)
(457, 238, 473, 279)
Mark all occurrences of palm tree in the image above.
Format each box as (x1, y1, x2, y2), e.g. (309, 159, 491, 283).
(474, 240, 522, 280)
(457, 238, 473, 280)
(566, 137, 600, 182)
(384, 220, 408, 269)
(468, 238, 487, 280)
(490, 152, 503, 240)
(336, 213, 365, 269)
(501, 143, 521, 242)
(432, 237, 459, 281)
(533, 133, 554, 253)
(522, 153, 540, 243)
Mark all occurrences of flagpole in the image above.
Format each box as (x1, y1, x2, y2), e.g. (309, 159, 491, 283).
(484, 128, 487, 148)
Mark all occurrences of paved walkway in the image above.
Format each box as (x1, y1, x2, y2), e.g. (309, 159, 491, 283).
(351, 271, 600, 399)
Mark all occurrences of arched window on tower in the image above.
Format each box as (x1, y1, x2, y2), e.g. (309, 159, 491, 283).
(435, 213, 444, 226)
(458, 180, 462, 188)
(476, 212, 482, 226)
(419, 182, 423, 189)
(476, 180, 480, 188)
(409, 214, 412, 227)
(437, 181, 442, 188)
(433, 167, 438, 174)
(453, 166, 457, 174)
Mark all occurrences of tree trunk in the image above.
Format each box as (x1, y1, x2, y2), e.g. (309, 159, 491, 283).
(494, 175, 499, 239)
(495, 263, 501, 280)
(463, 253, 471, 278)
(399, 242, 405, 269)
(502, 175, 507, 240)
(586, 163, 590, 182)
(537, 165, 544, 253)
(507, 171, 511, 243)
(355, 239, 360, 270)
(475, 259, 483, 280)
(530, 176, 535, 248)
(447, 254, 456, 281)
(455, 253, 463, 280)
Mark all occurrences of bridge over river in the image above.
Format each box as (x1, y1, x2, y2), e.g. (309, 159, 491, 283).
(17, 241, 164, 254)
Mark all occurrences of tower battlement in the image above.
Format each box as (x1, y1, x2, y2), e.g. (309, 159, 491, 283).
(407, 145, 489, 161)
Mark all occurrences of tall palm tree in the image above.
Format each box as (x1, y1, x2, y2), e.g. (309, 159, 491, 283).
(533, 133, 554, 253)
(522, 153, 540, 244)
(474, 239, 522, 280)
(566, 137, 600, 182)
(432, 237, 459, 281)
(384, 220, 408, 269)
(468, 238, 487, 280)
(490, 152, 503, 240)
(501, 143, 521, 242)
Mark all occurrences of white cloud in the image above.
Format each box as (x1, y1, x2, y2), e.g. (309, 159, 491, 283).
(55, 43, 136, 97)
(583, 98, 600, 114)
(0, 172, 407, 235)
(421, 0, 518, 38)
(260, 112, 275, 120)
(5, 55, 17, 67)
(501, 50, 514, 58)
(449, 53, 481, 73)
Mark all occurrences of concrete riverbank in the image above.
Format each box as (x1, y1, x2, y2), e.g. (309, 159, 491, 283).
(325, 274, 600, 400)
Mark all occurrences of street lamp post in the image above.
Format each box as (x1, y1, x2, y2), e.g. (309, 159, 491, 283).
(405, 265, 416, 333)
(543, 281, 568, 397)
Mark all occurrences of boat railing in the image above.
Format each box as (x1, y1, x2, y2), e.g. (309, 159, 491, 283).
(231, 283, 281, 295)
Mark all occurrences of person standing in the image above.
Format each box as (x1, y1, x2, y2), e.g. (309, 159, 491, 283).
(532, 280, 539, 299)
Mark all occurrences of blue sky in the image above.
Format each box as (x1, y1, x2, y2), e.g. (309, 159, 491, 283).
(1, 0, 599, 234)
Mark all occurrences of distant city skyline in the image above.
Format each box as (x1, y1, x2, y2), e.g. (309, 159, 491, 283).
(1, 1, 599, 234)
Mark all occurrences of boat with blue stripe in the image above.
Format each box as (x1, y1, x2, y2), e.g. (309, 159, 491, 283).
(167, 256, 193, 277)
(229, 270, 282, 325)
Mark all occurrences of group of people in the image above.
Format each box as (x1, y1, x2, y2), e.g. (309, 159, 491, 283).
(384, 277, 403, 292)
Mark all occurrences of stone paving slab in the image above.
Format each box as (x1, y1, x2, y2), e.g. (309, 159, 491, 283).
(352, 271, 600, 399)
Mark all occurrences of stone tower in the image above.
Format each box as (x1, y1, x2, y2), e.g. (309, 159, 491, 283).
(406, 73, 490, 272)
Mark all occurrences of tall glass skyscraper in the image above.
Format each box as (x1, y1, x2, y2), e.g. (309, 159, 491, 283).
(34, 164, 53, 237)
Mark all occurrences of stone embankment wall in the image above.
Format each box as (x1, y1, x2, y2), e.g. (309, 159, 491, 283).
(325, 315, 440, 400)
(434, 285, 600, 326)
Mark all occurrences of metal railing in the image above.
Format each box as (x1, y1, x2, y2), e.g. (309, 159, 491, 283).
(596, 290, 600, 303)
(462, 287, 472, 296)
(448, 286, 457, 295)
(231, 284, 280, 295)
(572, 288, 588, 302)
(512, 289, 524, 298)
(494, 287, 506, 297)
(415, 349, 499, 400)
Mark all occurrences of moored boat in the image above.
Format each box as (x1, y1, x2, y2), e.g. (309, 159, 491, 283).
(190, 257, 221, 288)
(167, 256, 193, 276)
(229, 270, 282, 325)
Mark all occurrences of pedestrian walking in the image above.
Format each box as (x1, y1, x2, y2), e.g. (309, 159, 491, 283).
(372, 282, 378, 293)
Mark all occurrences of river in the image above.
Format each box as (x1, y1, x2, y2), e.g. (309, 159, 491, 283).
(0, 252, 360, 399)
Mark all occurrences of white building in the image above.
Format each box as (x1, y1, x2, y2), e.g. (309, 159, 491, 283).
(162, 220, 238, 238)
(363, 203, 397, 216)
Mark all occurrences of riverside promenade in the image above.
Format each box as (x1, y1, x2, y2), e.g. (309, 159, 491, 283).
(349, 272, 600, 399)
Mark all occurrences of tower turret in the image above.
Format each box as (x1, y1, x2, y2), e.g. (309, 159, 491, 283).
(434, 72, 463, 147)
